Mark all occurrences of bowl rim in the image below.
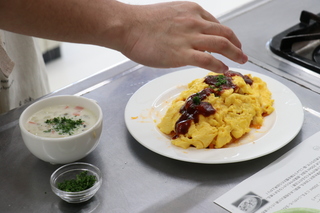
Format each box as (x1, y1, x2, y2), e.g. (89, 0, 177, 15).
(50, 162, 102, 195)
(19, 95, 103, 141)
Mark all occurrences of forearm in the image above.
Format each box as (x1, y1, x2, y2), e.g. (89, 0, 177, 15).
(0, 0, 248, 72)
(0, 0, 129, 50)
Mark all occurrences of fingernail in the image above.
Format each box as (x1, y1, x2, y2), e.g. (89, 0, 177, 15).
(242, 54, 248, 64)
(220, 65, 229, 73)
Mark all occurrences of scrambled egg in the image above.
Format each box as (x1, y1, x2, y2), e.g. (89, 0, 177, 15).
(157, 71, 274, 149)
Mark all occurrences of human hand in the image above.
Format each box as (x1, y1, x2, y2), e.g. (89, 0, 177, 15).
(0, 0, 246, 73)
(119, 1, 248, 72)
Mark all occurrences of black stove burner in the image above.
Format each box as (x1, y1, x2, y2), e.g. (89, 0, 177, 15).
(313, 45, 320, 64)
(270, 11, 320, 73)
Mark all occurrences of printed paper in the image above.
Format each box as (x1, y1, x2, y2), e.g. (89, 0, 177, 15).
(215, 131, 320, 213)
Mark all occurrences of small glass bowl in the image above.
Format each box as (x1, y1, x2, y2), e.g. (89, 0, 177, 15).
(50, 162, 102, 203)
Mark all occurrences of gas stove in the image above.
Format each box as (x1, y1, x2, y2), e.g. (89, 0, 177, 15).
(220, 0, 320, 94)
(269, 10, 320, 74)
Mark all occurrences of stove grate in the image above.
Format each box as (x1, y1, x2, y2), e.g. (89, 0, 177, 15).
(270, 11, 320, 73)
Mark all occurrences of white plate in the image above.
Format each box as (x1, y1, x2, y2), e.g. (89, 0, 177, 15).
(275, 208, 320, 213)
(124, 67, 304, 164)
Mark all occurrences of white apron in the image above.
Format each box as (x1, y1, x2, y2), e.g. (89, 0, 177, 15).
(0, 30, 50, 114)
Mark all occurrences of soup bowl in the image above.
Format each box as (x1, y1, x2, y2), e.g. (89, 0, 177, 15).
(19, 95, 103, 164)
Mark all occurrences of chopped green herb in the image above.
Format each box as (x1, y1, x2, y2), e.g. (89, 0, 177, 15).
(57, 171, 96, 192)
(44, 117, 83, 135)
(192, 93, 201, 105)
(214, 75, 227, 87)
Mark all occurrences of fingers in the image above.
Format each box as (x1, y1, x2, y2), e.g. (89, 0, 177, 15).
(184, 50, 229, 73)
(201, 21, 242, 49)
(193, 7, 248, 65)
(121, 1, 248, 72)
(193, 34, 248, 65)
(173, 5, 247, 66)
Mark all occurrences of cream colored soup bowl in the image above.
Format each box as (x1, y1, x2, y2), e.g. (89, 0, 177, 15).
(19, 95, 103, 164)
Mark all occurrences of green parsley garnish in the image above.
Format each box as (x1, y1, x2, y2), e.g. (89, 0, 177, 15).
(57, 171, 96, 192)
(44, 117, 84, 135)
(192, 93, 201, 105)
(214, 75, 227, 87)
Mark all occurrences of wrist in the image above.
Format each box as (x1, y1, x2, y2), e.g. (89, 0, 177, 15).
(96, 1, 136, 52)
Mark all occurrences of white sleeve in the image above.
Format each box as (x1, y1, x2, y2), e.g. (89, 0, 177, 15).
(0, 30, 50, 114)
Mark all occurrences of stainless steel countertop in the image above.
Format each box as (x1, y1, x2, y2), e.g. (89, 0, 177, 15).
(1, 0, 320, 212)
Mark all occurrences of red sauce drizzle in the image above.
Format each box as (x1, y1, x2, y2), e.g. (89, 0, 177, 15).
(173, 70, 253, 139)
(174, 88, 215, 138)
(224, 70, 253, 85)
